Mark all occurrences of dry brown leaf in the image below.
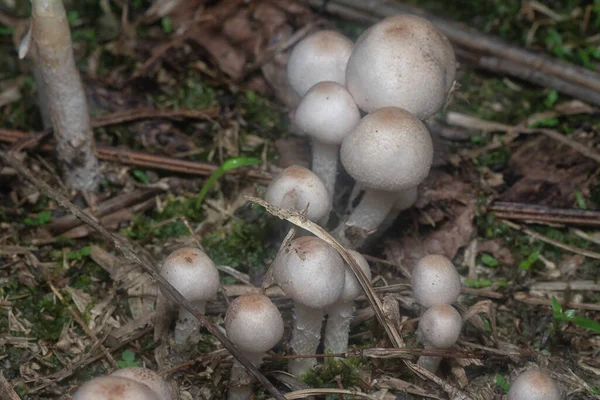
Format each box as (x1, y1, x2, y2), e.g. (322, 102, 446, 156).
(478, 238, 515, 265)
(423, 201, 477, 260)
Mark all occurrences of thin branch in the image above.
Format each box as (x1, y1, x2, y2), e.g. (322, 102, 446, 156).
(0, 150, 286, 400)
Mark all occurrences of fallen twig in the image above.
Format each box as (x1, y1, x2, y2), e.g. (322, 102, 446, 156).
(0, 374, 20, 400)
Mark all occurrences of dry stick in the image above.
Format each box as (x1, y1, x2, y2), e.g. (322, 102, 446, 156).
(501, 219, 600, 260)
(90, 107, 220, 127)
(0, 374, 20, 400)
(491, 202, 600, 218)
(493, 212, 600, 227)
(0, 151, 286, 400)
(304, 0, 600, 106)
(266, 388, 380, 400)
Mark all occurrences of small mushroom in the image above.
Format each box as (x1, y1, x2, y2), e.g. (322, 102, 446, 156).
(508, 369, 562, 400)
(160, 247, 220, 344)
(411, 255, 462, 308)
(265, 165, 331, 224)
(346, 14, 456, 119)
(417, 304, 462, 373)
(72, 376, 159, 400)
(225, 294, 284, 400)
(272, 236, 345, 376)
(324, 250, 372, 354)
(337, 107, 433, 248)
(287, 30, 353, 97)
(295, 81, 361, 200)
(111, 367, 175, 400)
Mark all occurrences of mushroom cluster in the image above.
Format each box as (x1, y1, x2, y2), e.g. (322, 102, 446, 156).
(281, 14, 456, 249)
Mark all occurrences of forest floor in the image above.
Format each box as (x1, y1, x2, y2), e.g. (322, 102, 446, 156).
(0, 0, 599, 399)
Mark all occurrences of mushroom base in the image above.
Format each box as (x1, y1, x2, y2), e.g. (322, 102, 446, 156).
(417, 354, 442, 373)
(229, 353, 264, 400)
(174, 300, 206, 345)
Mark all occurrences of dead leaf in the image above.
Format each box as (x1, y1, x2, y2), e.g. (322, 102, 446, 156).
(273, 137, 310, 168)
(424, 201, 477, 260)
(478, 239, 515, 265)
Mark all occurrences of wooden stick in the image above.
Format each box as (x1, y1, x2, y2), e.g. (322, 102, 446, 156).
(0, 374, 20, 400)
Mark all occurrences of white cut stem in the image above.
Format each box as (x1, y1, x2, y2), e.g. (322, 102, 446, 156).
(229, 352, 264, 400)
(324, 301, 354, 354)
(289, 303, 324, 376)
(311, 139, 339, 202)
(31, 0, 99, 191)
(174, 300, 206, 344)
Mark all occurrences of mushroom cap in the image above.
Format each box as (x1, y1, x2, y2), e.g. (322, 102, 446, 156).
(272, 236, 345, 309)
(111, 368, 174, 400)
(418, 304, 462, 348)
(508, 369, 562, 400)
(393, 186, 418, 212)
(72, 376, 159, 400)
(160, 248, 220, 303)
(264, 165, 331, 222)
(411, 254, 462, 307)
(225, 294, 284, 354)
(287, 30, 353, 96)
(346, 14, 456, 118)
(338, 250, 372, 303)
(295, 81, 361, 145)
(340, 107, 433, 191)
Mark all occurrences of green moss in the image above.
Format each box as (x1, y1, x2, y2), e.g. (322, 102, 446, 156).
(300, 357, 364, 391)
(151, 73, 217, 110)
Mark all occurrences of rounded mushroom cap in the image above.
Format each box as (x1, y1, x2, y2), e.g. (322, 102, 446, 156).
(264, 165, 331, 223)
(111, 368, 174, 400)
(160, 248, 220, 303)
(411, 255, 462, 307)
(295, 81, 361, 145)
(346, 14, 456, 118)
(338, 250, 372, 303)
(72, 376, 159, 400)
(225, 294, 284, 354)
(508, 369, 562, 400)
(287, 30, 353, 96)
(418, 304, 462, 348)
(340, 107, 433, 191)
(273, 236, 345, 309)
(393, 186, 418, 212)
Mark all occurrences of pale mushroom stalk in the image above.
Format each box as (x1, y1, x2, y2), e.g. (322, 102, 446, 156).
(228, 353, 265, 400)
(311, 140, 339, 199)
(289, 304, 325, 376)
(28, 0, 100, 190)
(175, 300, 207, 345)
(343, 189, 399, 233)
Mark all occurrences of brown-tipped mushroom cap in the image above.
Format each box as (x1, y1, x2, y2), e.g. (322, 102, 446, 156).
(508, 369, 562, 400)
(418, 304, 462, 348)
(295, 81, 361, 145)
(346, 14, 456, 118)
(338, 250, 372, 303)
(287, 30, 353, 96)
(264, 165, 331, 222)
(72, 376, 159, 400)
(160, 248, 220, 302)
(340, 107, 433, 191)
(111, 368, 174, 400)
(225, 294, 284, 354)
(273, 236, 345, 309)
(411, 255, 461, 307)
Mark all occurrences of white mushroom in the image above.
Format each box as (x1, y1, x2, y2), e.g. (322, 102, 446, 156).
(72, 376, 159, 400)
(411, 255, 462, 308)
(508, 369, 562, 400)
(287, 30, 353, 97)
(111, 367, 175, 400)
(417, 304, 462, 373)
(337, 107, 433, 248)
(265, 165, 331, 224)
(160, 248, 220, 344)
(272, 236, 345, 376)
(225, 294, 284, 400)
(324, 250, 372, 354)
(346, 14, 456, 119)
(294, 82, 361, 200)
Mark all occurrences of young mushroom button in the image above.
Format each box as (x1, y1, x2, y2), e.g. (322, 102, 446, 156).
(111, 367, 175, 400)
(160, 247, 220, 344)
(411, 255, 462, 307)
(295, 82, 361, 200)
(346, 14, 456, 119)
(272, 236, 345, 376)
(287, 30, 353, 97)
(265, 165, 331, 224)
(417, 304, 462, 373)
(508, 369, 562, 400)
(72, 376, 160, 400)
(225, 294, 284, 400)
(337, 107, 433, 248)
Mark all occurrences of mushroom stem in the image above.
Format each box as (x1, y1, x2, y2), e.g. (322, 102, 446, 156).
(229, 352, 265, 400)
(335, 189, 398, 248)
(324, 301, 354, 354)
(289, 303, 324, 376)
(311, 139, 339, 202)
(417, 348, 442, 373)
(175, 300, 206, 344)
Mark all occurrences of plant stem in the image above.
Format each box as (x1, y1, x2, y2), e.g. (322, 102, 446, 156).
(324, 301, 354, 354)
(289, 303, 324, 376)
(311, 139, 339, 202)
